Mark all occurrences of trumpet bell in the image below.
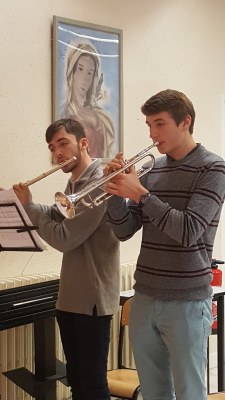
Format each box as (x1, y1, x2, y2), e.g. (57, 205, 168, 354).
(55, 192, 75, 219)
(54, 142, 158, 219)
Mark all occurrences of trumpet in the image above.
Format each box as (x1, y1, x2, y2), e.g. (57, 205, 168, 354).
(55, 142, 159, 219)
(25, 157, 76, 186)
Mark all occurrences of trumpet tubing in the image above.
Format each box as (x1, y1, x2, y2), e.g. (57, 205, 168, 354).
(55, 142, 158, 218)
(93, 155, 156, 206)
(25, 157, 76, 186)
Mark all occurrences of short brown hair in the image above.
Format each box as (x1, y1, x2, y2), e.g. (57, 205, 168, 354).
(45, 118, 86, 143)
(141, 89, 195, 134)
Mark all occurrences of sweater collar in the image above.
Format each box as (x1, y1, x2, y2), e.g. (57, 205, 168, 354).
(68, 159, 102, 192)
(166, 143, 201, 164)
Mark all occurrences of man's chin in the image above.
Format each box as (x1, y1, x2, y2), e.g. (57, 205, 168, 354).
(62, 165, 74, 173)
(62, 159, 78, 173)
(157, 144, 166, 154)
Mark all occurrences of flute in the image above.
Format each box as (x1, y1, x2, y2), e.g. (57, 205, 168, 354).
(25, 157, 76, 186)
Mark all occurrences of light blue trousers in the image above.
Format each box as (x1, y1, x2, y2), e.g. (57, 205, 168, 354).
(129, 292, 213, 400)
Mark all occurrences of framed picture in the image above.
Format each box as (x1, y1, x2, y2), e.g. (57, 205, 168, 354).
(52, 16, 123, 161)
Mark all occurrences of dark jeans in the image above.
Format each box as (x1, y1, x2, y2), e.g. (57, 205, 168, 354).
(56, 308, 112, 400)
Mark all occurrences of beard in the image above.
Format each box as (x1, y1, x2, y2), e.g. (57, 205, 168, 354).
(62, 152, 81, 174)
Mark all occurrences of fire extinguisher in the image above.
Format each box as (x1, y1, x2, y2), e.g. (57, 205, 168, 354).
(211, 258, 223, 286)
(211, 258, 224, 331)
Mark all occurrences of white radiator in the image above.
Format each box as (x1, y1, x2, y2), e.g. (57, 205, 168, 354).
(0, 262, 136, 400)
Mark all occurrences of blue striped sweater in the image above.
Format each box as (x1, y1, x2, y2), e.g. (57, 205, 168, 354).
(107, 144, 225, 300)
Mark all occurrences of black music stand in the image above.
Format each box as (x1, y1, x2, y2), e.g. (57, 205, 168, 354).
(0, 201, 44, 252)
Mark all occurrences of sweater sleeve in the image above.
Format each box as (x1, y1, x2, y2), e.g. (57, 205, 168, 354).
(24, 199, 107, 253)
(107, 195, 143, 241)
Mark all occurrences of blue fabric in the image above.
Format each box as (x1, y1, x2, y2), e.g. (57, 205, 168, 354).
(129, 292, 213, 400)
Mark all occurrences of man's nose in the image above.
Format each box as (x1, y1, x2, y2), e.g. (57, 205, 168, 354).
(149, 128, 158, 141)
(55, 150, 64, 161)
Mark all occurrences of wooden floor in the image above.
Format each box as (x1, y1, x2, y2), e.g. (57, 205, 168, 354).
(110, 366, 224, 399)
(61, 366, 224, 399)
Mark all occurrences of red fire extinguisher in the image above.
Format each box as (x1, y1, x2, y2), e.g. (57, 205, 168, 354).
(211, 258, 223, 286)
(211, 259, 224, 331)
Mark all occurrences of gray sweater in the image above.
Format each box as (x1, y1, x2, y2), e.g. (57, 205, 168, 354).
(25, 159, 120, 315)
(107, 144, 225, 301)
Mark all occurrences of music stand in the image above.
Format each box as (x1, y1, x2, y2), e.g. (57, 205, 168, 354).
(0, 188, 45, 252)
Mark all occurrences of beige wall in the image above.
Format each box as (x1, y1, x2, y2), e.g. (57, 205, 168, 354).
(1, 0, 225, 278)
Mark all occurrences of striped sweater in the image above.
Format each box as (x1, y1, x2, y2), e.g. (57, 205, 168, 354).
(107, 144, 225, 300)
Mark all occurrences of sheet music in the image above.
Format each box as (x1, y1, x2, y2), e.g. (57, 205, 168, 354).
(0, 188, 45, 251)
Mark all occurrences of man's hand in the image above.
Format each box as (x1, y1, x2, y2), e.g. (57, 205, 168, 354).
(103, 152, 125, 176)
(105, 166, 148, 204)
(13, 183, 32, 206)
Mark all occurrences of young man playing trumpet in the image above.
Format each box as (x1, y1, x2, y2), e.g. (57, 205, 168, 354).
(104, 89, 225, 400)
(13, 118, 120, 400)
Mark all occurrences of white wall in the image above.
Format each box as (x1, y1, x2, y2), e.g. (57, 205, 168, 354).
(1, 0, 225, 278)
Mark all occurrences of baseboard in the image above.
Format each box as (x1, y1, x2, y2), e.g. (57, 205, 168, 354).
(209, 352, 218, 370)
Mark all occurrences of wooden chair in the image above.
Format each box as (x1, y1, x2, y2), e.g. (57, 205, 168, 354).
(107, 297, 140, 400)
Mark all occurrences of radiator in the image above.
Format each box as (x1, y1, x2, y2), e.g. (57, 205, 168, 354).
(0, 262, 136, 400)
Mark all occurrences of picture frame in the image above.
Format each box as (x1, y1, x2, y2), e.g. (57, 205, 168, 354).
(52, 16, 123, 162)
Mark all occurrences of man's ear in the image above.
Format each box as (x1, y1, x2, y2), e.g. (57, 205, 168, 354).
(79, 138, 89, 150)
(183, 115, 192, 130)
